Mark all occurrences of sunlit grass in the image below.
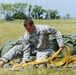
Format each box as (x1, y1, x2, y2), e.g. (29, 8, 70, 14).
(0, 19, 76, 47)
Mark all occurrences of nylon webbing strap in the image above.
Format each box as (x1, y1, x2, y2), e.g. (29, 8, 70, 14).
(11, 46, 76, 69)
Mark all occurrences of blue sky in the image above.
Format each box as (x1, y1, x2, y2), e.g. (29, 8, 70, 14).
(0, 0, 76, 18)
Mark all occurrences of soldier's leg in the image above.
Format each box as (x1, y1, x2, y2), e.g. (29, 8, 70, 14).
(36, 49, 55, 67)
(0, 45, 23, 64)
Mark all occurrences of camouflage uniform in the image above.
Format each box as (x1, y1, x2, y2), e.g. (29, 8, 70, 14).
(0, 25, 64, 63)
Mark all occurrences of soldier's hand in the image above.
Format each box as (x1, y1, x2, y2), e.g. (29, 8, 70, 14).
(20, 61, 29, 66)
(59, 46, 64, 51)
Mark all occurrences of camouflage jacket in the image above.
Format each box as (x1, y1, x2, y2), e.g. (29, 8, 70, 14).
(22, 25, 64, 61)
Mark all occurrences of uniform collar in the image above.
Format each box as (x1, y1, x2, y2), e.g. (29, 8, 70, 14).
(35, 25, 41, 35)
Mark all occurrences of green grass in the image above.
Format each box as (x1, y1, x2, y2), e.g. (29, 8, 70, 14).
(0, 19, 76, 47)
(0, 19, 76, 75)
(0, 68, 76, 75)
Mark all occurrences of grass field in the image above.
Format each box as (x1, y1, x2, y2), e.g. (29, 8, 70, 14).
(0, 19, 76, 75)
(0, 68, 76, 75)
(0, 19, 76, 47)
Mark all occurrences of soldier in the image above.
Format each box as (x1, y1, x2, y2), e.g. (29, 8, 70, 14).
(0, 19, 64, 67)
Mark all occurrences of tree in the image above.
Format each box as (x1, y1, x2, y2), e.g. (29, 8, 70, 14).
(31, 5, 45, 19)
(1, 3, 13, 20)
(12, 3, 28, 19)
(50, 10, 59, 19)
(0, 3, 61, 20)
(12, 3, 28, 14)
(0, 3, 28, 20)
(5, 14, 13, 21)
(63, 14, 70, 19)
(1, 3, 12, 15)
(28, 4, 32, 19)
(66, 14, 70, 19)
(44, 9, 60, 19)
(12, 12, 27, 19)
(44, 9, 52, 19)
(56, 15, 61, 19)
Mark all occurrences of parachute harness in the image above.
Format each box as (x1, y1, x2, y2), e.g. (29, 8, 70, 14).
(12, 46, 76, 69)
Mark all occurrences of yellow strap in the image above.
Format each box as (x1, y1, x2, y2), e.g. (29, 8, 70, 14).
(13, 46, 70, 68)
(47, 46, 70, 67)
(12, 46, 76, 68)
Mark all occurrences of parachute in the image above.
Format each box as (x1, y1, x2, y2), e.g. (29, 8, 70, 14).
(0, 36, 22, 57)
(49, 33, 76, 56)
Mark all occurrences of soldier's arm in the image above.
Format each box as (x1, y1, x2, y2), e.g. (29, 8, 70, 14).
(21, 33, 31, 63)
(44, 25, 64, 48)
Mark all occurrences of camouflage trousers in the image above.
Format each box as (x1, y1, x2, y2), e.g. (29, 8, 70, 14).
(0, 45, 55, 63)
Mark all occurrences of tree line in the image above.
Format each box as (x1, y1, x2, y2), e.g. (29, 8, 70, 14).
(0, 3, 69, 20)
